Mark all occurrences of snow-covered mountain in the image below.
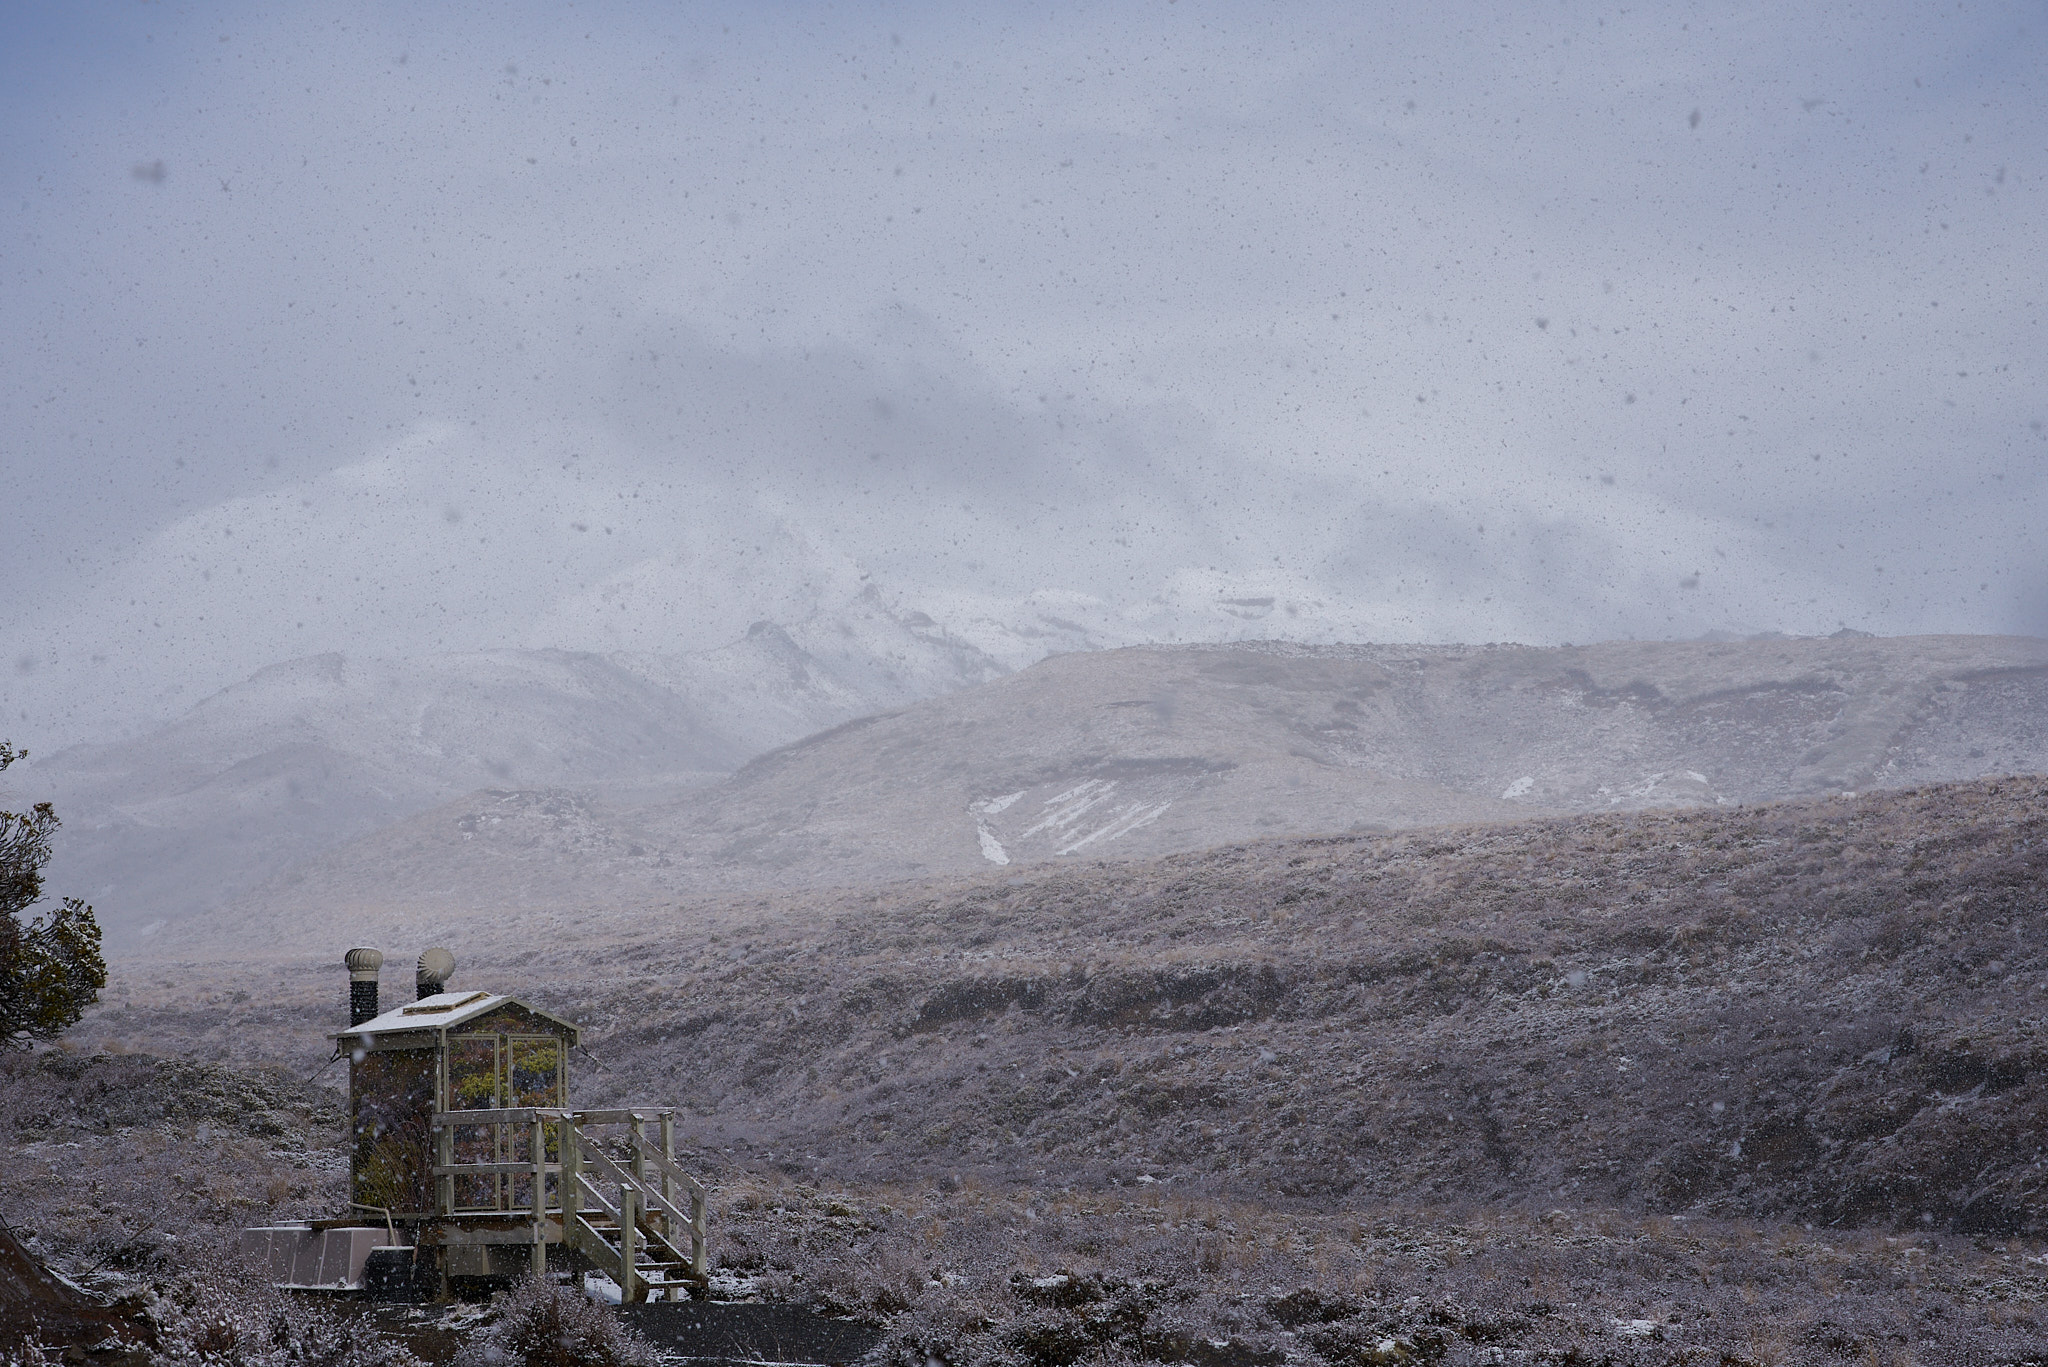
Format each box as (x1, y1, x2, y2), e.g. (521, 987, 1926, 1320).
(152, 631, 2048, 960)
(17, 588, 1012, 944)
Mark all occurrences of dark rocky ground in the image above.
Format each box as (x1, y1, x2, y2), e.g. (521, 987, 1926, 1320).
(23, 775, 2048, 1362)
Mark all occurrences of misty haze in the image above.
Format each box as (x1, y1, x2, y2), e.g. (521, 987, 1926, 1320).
(5, 4, 2048, 1365)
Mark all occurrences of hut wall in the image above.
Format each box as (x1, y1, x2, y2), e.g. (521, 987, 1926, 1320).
(350, 1047, 436, 1216)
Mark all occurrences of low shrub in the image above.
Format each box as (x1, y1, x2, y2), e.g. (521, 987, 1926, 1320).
(449, 1276, 655, 1367)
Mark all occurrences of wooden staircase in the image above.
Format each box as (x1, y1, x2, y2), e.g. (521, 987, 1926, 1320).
(559, 1115, 706, 1301)
(431, 1107, 708, 1302)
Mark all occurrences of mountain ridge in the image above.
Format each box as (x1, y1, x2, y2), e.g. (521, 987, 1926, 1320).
(150, 630, 2048, 957)
(19, 588, 1011, 944)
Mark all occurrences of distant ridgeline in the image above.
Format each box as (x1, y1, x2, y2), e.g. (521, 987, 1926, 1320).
(151, 632, 2048, 955)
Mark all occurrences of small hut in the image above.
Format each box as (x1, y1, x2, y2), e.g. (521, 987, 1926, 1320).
(242, 948, 705, 1301)
(337, 948, 578, 1221)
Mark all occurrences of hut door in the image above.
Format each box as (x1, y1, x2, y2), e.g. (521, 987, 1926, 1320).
(447, 1035, 504, 1210)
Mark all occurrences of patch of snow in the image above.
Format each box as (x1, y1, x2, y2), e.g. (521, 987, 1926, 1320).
(1614, 1319, 1659, 1339)
(1501, 775, 1534, 800)
(582, 1272, 622, 1304)
(706, 1270, 761, 1300)
(1059, 801, 1172, 855)
(1604, 769, 1721, 805)
(1022, 780, 1119, 837)
(971, 791, 1026, 864)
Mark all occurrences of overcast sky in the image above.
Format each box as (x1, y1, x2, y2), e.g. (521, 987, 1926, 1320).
(4, 1, 2043, 747)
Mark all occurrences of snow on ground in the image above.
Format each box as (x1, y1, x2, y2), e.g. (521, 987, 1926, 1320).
(971, 792, 1028, 864)
(973, 779, 1181, 862)
(1059, 801, 1173, 856)
(1598, 770, 1723, 808)
(1021, 780, 1122, 839)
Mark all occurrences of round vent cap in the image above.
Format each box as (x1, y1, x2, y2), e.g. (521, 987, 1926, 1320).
(416, 947, 456, 988)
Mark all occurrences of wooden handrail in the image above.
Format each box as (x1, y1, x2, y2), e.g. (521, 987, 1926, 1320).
(572, 1213, 624, 1283)
(571, 1131, 700, 1278)
(569, 1108, 669, 1125)
(432, 1106, 678, 1128)
(574, 1138, 668, 1215)
(422, 1105, 704, 1295)
(433, 1161, 560, 1177)
(433, 1107, 547, 1125)
(575, 1171, 620, 1224)
(627, 1131, 708, 1197)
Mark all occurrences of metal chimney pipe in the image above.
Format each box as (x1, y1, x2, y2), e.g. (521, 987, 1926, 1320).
(416, 947, 455, 1000)
(344, 948, 384, 1026)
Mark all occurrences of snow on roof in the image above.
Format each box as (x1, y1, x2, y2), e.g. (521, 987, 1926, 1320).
(335, 990, 509, 1039)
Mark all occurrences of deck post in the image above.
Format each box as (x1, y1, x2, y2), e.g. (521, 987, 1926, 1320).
(619, 1185, 641, 1303)
(628, 1112, 647, 1191)
(529, 1115, 547, 1274)
(690, 1181, 707, 1282)
(435, 1118, 455, 1216)
(560, 1114, 582, 1261)
(659, 1111, 676, 1242)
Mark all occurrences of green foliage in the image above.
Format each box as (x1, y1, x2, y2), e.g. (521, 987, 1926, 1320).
(0, 742, 106, 1047)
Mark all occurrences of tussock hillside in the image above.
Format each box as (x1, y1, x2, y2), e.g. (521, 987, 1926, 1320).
(56, 776, 2048, 1364)
(165, 633, 2048, 954)
(96, 776, 2048, 1238)
(570, 776, 2048, 1236)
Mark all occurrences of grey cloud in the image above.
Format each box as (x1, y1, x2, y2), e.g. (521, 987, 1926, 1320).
(2, 1, 2044, 746)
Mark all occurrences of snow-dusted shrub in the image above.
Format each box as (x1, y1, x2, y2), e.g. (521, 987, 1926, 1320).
(450, 1276, 655, 1367)
(146, 1256, 419, 1367)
